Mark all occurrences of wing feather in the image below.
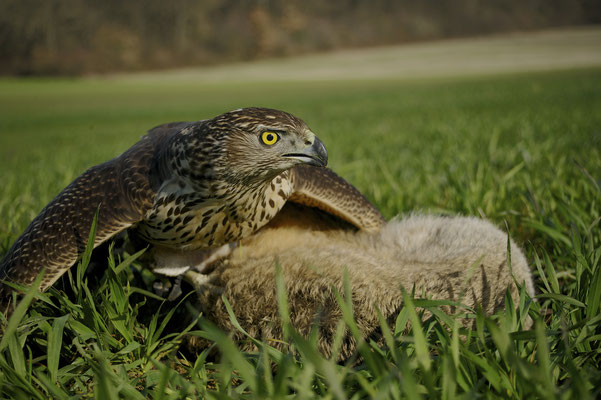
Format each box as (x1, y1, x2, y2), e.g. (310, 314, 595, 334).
(0, 122, 188, 298)
(288, 165, 385, 233)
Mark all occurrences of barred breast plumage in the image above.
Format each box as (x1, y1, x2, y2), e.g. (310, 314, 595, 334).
(135, 170, 293, 249)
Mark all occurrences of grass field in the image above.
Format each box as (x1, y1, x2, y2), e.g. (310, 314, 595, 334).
(1, 42, 601, 397)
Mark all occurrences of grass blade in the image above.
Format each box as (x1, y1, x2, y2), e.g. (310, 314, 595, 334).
(47, 314, 69, 383)
(0, 271, 44, 353)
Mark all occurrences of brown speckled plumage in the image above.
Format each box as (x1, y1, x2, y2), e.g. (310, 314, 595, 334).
(0, 126, 166, 293)
(0, 108, 384, 308)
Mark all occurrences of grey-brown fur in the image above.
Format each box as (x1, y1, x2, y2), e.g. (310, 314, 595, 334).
(190, 204, 534, 360)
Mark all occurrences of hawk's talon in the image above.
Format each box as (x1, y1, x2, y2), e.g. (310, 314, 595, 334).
(192, 242, 238, 273)
(184, 270, 214, 294)
(153, 280, 170, 297)
(167, 275, 184, 301)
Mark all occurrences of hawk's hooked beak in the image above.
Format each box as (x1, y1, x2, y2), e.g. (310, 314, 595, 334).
(283, 137, 328, 167)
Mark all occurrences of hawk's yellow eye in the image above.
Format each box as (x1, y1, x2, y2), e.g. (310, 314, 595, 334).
(261, 131, 279, 145)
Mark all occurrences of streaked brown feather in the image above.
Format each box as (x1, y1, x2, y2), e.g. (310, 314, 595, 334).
(289, 165, 385, 233)
(0, 122, 183, 296)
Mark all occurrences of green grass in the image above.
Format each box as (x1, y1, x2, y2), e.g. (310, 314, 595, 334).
(1, 67, 601, 398)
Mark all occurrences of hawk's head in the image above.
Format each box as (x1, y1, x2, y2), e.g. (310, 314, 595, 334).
(204, 107, 328, 185)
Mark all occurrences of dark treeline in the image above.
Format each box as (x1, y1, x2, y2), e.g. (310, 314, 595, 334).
(1, 0, 599, 76)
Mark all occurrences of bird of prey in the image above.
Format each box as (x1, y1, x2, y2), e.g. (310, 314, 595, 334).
(0, 107, 385, 309)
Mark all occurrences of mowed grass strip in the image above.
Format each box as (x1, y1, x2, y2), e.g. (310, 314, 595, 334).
(0, 67, 600, 398)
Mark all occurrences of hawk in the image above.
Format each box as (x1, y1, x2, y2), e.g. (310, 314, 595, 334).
(0, 107, 384, 308)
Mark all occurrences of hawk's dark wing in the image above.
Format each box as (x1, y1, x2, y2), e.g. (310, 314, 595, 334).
(288, 165, 385, 233)
(0, 122, 187, 297)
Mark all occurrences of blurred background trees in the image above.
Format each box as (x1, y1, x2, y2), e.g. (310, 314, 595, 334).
(1, 0, 599, 76)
